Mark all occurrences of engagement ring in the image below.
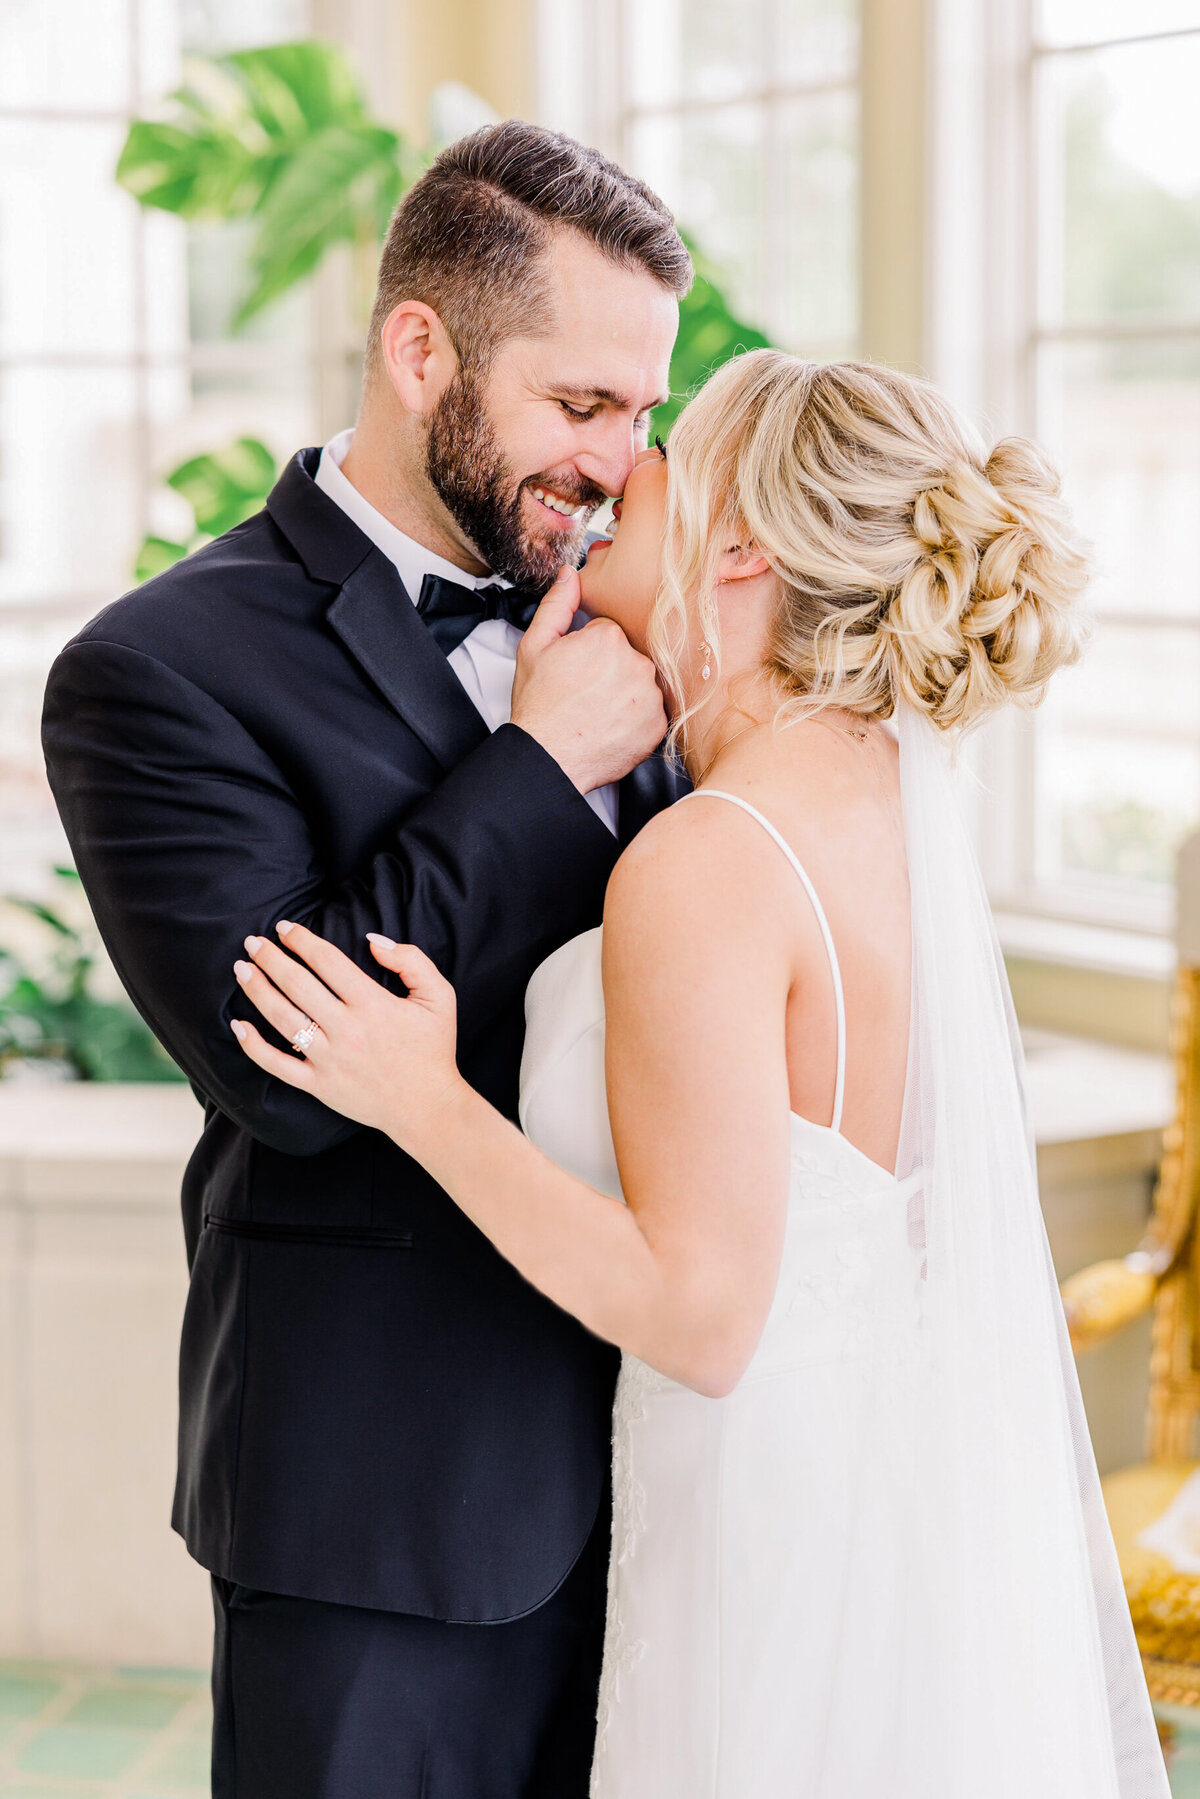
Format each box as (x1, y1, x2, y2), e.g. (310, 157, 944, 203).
(291, 1017, 318, 1055)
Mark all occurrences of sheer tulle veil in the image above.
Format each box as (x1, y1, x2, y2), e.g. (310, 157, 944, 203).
(893, 702, 1167, 1794)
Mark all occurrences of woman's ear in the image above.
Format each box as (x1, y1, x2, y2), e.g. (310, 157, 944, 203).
(716, 544, 771, 585)
(379, 301, 458, 416)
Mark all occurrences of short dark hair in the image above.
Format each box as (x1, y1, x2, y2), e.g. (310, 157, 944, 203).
(365, 119, 692, 378)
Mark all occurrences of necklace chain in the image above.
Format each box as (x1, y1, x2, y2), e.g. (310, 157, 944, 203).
(695, 708, 872, 783)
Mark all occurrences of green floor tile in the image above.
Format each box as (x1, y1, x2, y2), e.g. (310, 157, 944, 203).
(0, 1659, 74, 1680)
(139, 1732, 211, 1787)
(0, 1674, 59, 1719)
(17, 1721, 151, 1778)
(64, 1685, 187, 1730)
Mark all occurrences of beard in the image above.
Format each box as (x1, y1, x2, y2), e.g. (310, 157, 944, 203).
(425, 367, 606, 590)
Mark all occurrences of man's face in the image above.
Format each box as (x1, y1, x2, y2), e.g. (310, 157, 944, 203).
(426, 231, 678, 589)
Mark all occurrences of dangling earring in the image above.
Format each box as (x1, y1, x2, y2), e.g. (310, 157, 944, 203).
(700, 640, 713, 682)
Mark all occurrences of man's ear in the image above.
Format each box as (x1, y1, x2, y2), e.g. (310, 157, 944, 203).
(379, 301, 459, 417)
(716, 544, 771, 585)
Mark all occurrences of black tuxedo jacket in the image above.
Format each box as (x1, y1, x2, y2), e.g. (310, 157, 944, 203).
(42, 448, 685, 1621)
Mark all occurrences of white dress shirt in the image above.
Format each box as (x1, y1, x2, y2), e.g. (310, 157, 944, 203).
(315, 429, 618, 835)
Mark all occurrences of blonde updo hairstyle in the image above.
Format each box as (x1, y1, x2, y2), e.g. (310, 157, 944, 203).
(650, 349, 1088, 747)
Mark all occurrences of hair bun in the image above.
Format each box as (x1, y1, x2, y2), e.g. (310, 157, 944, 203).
(886, 437, 1089, 730)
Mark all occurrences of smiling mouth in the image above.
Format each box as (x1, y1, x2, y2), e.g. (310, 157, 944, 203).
(528, 483, 590, 525)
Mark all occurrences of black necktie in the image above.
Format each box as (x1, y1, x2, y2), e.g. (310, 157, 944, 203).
(416, 573, 542, 657)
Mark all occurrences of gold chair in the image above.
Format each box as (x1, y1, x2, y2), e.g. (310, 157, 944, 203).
(1061, 829, 1200, 1705)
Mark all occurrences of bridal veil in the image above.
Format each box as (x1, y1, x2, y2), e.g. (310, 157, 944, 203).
(892, 701, 1168, 1794)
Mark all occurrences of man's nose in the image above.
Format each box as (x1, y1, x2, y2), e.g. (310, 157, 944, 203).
(573, 412, 646, 498)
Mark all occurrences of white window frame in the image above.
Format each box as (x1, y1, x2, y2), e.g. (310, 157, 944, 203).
(536, 0, 864, 360)
(969, 1, 1200, 945)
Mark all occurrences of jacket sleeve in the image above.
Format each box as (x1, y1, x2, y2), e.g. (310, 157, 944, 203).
(42, 637, 619, 1155)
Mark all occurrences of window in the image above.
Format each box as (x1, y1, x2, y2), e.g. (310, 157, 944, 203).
(0, 0, 326, 893)
(988, 0, 1200, 936)
(538, 0, 861, 361)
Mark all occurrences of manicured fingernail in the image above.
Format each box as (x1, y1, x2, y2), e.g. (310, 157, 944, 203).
(234, 960, 253, 983)
(554, 564, 571, 581)
(244, 935, 262, 954)
(276, 920, 295, 935)
(231, 1020, 247, 1040)
(366, 932, 395, 948)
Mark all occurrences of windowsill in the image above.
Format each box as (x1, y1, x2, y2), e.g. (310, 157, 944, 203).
(994, 911, 1175, 982)
(0, 1050, 1170, 1185)
(0, 1082, 203, 1210)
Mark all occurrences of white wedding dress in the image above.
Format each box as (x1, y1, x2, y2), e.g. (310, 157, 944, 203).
(518, 711, 1169, 1799)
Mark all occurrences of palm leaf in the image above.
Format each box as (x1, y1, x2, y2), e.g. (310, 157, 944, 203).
(6, 896, 76, 938)
(116, 41, 407, 326)
(135, 536, 191, 582)
(165, 438, 277, 537)
(235, 124, 401, 325)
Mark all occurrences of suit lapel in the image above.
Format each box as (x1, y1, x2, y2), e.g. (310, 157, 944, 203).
(268, 449, 489, 772)
(326, 555, 490, 771)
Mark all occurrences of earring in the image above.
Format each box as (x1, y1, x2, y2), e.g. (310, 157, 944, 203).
(700, 640, 713, 682)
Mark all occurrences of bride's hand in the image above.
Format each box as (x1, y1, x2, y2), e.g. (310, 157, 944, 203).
(230, 921, 464, 1149)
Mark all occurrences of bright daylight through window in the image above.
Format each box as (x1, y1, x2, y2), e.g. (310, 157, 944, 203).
(1019, 0, 1200, 933)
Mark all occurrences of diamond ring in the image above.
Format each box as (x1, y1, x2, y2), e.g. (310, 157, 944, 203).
(291, 1017, 318, 1056)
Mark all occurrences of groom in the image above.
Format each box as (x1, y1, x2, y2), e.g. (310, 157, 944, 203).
(42, 122, 690, 1797)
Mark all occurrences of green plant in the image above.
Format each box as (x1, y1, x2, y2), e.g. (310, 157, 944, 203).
(136, 437, 278, 580)
(117, 40, 423, 327)
(0, 870, 184, 1082)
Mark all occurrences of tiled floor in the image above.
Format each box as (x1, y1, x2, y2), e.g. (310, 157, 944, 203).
(4, 1659, 1200, 1794)
(1159, 1704, 1200, 1798)
(0, 1663, 209, 1797)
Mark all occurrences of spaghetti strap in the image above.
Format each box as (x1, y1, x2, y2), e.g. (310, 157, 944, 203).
(681, 788, 847, 1134)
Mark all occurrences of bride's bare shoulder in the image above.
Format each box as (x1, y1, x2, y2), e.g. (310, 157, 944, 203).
(604, 718, 898, 951)
(608, 787, 745, 903)
(603, 784, 788, 965)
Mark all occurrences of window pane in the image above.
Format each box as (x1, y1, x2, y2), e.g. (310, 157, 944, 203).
(629, 106, 769, 330)
(1038, 337, 1200, 623)
(1038, 34, 1200, 328)
(779, 0, 859, 87)
(0, 0, 133, 112)
(182, 0, 310, 54)
(0, 120, 141, 359)
(0, 367, 143, 607)
(1037, 1, 1200, 50)
(625, 0, 770, 109)
(771, 90, 859, 355)
(1035, 625, 1200, 888)
(0, 604, 80, 891)
(170, 357, 318, 467)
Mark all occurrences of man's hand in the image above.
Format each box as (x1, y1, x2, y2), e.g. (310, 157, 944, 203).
(511, 566, 669, 793)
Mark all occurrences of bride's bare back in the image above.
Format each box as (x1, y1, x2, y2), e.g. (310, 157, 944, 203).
(710, 715, 911, 1175)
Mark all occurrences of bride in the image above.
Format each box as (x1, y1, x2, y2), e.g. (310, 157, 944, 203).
(229, 350, 1169, 1796)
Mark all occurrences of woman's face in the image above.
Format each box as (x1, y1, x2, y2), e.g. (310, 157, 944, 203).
(577, 443, 670, 655)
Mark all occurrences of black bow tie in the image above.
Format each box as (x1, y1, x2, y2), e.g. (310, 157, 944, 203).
(416, 573, 542, 657)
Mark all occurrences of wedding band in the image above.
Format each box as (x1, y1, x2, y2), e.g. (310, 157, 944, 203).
(291, 1017, 318, 1056)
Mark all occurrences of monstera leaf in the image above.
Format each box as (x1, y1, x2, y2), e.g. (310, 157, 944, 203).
(654, 235, 773, 437)
(135, 438, 278, 581)
(117, 40, 418, 325)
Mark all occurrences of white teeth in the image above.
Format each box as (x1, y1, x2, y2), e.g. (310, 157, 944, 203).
(532, 486, 585, 518)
